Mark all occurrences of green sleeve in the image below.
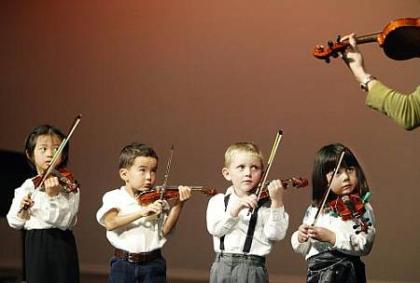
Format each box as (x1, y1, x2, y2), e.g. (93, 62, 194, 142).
(366, 81, 420, 130)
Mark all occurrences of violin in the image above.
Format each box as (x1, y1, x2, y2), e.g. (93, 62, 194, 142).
(313, 17, 420, 62)
(138, 186, 217, 205)
(32, 168, 79, 193)
(255, 177, 308, 200)
(328, 193, 372, 234)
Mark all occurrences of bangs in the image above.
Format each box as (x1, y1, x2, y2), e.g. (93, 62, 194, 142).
(322, 148, 357, 174)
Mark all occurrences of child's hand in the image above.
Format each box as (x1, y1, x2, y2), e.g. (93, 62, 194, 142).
(143, 200, 163, 216)
(44, 176, 61, 197)
(230, 194, 257, 217)
(18, 194, 34, 219)
(308, 226, 336, 245)
(176, 186, 192, 204)
(267, 179, 284, 208)
(297, 224, 310, 243)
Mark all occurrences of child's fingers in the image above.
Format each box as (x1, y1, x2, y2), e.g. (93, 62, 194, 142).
(178, 186, 192, 201)
(268, 179, 279, 190)
(298, 232, 309, 242)
(246, 198, 257, 209)
(299, 224, 309, 233)
(44, 176, 60, 188)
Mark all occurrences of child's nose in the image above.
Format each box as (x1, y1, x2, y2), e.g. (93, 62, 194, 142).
(341, 171, 350, 180)
(46, 148, 54, 157)
(145, 172, 152, 180)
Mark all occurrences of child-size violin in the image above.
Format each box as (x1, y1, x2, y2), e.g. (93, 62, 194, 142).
(137, 185, 217, 206)
(32, 168, 79, 193)
(254, 177, 308, 201)
(328, 193, 372, 234)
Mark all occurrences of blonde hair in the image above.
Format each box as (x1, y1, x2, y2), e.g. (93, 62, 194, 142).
(224, 142, 264, 167)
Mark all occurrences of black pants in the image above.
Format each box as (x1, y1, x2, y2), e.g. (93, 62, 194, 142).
(25, 229, 80, 283)
(307, 250, 366, 283)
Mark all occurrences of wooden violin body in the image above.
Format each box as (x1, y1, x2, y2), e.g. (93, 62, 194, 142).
(138, 186, 217, 205)
(32, 168, 79, 193)
(313, 17, 420, 62)
(328, 193, 372, 234)
(255, 177, 308, 201)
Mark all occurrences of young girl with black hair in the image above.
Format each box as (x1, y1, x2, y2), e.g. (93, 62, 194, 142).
(291, 143, 375, 283)
(7, 125, 80, 283)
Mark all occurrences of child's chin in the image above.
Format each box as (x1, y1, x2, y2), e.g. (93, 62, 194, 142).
(241, 185, 256, 192)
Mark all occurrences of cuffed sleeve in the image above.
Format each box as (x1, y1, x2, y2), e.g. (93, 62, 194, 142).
(291, 230, 311, 256)
(333, 203, 376, 256)
(206, 194, 239, 237)
(264, 206, 289, 241)
(366, 81, 420, 130)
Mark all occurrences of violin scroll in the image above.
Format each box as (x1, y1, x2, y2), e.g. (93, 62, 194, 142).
(281, 177, 309, 189)
(313, 39, 348, 63)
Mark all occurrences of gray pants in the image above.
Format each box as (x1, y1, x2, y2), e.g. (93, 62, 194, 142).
(209, 253, 268, 283)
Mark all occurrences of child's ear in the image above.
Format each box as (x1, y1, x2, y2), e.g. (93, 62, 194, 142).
(119, 168, 128, 182)
(222, 167, 231, 181)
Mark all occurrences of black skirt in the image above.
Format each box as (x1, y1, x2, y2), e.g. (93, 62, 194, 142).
(25, 228, 80, 283)
(307, 250, 366, 283)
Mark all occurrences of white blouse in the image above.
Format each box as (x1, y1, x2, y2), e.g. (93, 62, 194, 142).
(96, 186, 170, 253)
(291, 203, 376, 260)
(7, 178, 80, 231)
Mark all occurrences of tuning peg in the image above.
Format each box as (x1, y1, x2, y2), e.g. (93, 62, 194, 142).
(327, 40, 334, 48)
(336, 34, 341, 43)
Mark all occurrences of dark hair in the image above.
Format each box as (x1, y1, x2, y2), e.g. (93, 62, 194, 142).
(311, 143, 369, 206)
(25, 124, 68, 169)
(119, 143, 158, 169)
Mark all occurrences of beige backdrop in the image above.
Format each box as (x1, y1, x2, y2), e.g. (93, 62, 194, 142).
(1, 1, 419, 282)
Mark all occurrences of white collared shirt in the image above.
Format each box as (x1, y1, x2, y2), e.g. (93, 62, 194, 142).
(206, 186, 289, 256)
(7, 179, 79, 231)
(96, 186, 169, 253)
(291, 204, 376, 260)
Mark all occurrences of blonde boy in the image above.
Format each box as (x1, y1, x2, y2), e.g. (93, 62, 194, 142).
(206, 142, 289, 283)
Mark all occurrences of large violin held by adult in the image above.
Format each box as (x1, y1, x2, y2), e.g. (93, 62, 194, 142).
(313, 17, 420, 63)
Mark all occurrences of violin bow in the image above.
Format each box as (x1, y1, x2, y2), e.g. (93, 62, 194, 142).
(18, 114, 82, 213)
(249, 130, 283, 215)
(312, 150, 345, 226)
(159, 144, 174, 200)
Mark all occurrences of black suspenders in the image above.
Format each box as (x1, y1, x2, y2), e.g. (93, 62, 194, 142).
(219, 194, 269, 253)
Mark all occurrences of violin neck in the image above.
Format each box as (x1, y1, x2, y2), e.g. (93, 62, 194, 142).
(355, 32, 380, 45)
(156, 185, 204, 191)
